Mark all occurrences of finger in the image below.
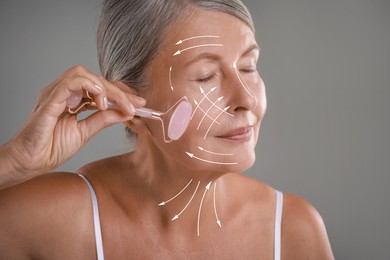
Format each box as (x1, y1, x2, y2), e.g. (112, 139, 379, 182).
(61, 65, 108, 109)
(35, 65, 104, 113)
(48, 65, 146, 117)
(63, 66, 136, 114)
(45, 76, 106, 115)
(66, 90, 83, 108)
(99, 79, 147, 116)
(76, 109, 134, 144)
(64, 66, 147, 116)
(63, 65, 104, 89)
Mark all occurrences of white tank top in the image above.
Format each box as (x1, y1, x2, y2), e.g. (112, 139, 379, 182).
(78, 174, 283, 260)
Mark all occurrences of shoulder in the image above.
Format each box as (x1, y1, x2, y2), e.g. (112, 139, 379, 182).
(220, 174, 279, 225)
(221, 173, 276, 206)
(221, 174, 334, 259)
(0, 171, 91, 208)
(0, 172, 95, 258)
(281, 193, 334, 259)
(77, 154, 125, 178)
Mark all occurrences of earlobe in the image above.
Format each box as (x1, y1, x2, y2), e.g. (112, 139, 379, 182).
(124, 117, 150, 137)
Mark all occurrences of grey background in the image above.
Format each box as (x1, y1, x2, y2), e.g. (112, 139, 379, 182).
(0, 0, 389, 259)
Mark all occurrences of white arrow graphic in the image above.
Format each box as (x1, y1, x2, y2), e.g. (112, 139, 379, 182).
(169, 66, 174, 91)
(199, 86, 234, 117)
(197, 181, 212, 236)
(213, 182, 222, 227)
(171, 181, 200, 221)
(173, 44, 223, 56)
(203, 106, 231, 139)
(233, 62, 255, 98)
(158, 179, 193, 206)
(175, 35, 220, 45)
(186, 152, 238, 165)
(193, 99, 220, 124)
(191, 87, 216, 120)
(197, 146, 233, 156)
(197, 96, 224, 130)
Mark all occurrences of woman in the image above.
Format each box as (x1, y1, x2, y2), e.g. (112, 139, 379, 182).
(0, 0, 334, 259)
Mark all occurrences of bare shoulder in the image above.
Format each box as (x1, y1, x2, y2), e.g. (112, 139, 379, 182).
(77, 153, 126, 178)
(281, 193, 334, 259)
(221, 173, 276, 205)
(221, 175, 334, 259)
(0, 172, 95, 258)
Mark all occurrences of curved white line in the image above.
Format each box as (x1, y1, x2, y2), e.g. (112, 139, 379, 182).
(174, 44, 223, 56)
(176, 35, 220, 45)
(172, 181, 200, 220)
(198, 146, 233, 156)
(213, 182, 221, 227)
(159, 179, 193, 206)
(233, 63, 255, 98)
(169, 66, 174, 91)
(197, 182, 212, 236)
(197, 97, 222, 130)
(203, 106, 229, 139)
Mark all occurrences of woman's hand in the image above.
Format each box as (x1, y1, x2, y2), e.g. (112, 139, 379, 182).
(0, 65, 145, 189)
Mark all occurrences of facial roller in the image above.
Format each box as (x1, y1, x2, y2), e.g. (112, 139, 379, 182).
(67, 91, 192, 141)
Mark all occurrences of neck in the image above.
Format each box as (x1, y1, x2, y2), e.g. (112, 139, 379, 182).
(123, 136, 227, 236)
(131, 135, 224, 189)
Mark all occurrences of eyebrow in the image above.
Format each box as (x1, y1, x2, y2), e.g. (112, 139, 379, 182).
(184, 52, 222, 67)
(184, 43, 260, 67)
(242, 43, 260, 57)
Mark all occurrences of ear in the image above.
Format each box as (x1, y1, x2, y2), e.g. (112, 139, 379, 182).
(123, 116, 151, 137)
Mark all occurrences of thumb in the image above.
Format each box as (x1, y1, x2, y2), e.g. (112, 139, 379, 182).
(77, 110, 133, 144)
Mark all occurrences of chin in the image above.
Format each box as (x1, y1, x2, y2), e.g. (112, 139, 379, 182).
(231, 153, 256, 172)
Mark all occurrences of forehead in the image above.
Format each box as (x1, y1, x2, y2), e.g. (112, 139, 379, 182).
(161, 9, 256, 60)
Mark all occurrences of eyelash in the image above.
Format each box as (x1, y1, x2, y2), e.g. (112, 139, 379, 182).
(196, 67, 257, 83)
(197, 74, 216, 83)
(240, 66, 257, 73)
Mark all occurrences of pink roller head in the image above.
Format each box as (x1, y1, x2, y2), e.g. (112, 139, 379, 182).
(167, 101, 192, 140)
(66, 90, 83, 108)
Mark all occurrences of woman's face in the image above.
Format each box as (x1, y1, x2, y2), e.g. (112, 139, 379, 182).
(142, 9, 266, 175)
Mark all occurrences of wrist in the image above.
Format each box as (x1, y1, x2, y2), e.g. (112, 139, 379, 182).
(0, 140, 35, 189)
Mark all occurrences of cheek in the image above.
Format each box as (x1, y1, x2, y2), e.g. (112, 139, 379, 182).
(144, 77, 260, 172)
(258, 79, 267, 116)
(250, 75, 267, 117)
(186, 85, 231, 138)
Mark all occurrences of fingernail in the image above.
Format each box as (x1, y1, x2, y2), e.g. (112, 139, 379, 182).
(127, 103, 136, 114)
(103, 97, 108, 109)
(94, 84, 103, 92)
(136, 96, 146, 103)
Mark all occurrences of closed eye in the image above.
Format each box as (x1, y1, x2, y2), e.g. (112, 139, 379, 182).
(238, 63, 257, 73)
(196, 74, 216, 83)
(241, 68, 257, 73)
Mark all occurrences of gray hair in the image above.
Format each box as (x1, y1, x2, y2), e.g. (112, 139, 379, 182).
(97, 0, 254, 138)
(97, 0, 254, 88)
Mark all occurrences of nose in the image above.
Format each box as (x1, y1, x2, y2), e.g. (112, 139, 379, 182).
(224, 63, 258, 112)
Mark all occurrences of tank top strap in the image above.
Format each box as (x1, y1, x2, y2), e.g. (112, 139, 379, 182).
(77, 174, 105, 260)
(274, 190, 283, 260)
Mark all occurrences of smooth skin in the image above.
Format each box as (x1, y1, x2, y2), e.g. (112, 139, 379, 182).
(0, 9, 334, 259)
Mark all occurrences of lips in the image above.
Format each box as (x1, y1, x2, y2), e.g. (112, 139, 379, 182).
(217, 127, 253, 142)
